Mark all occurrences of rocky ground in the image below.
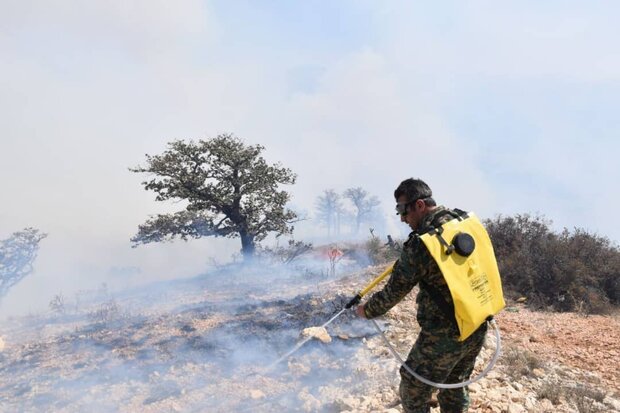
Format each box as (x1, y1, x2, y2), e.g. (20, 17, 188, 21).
(0, 262, 619, 412)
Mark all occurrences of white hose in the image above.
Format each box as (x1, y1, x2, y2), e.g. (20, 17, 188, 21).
(370, 318, 502, 389)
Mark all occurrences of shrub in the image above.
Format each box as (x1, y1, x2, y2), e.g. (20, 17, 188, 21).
(365, 229, 402, 265)
(485, 214, 620, 314)
(49, 293, 66, 315)
(537, 381, 563, 405)
(257, 239, 313, 265)
(565, 384, 606, 413)
(502, 346, 545, 380)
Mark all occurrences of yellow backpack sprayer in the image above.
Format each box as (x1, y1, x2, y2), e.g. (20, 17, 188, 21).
(270, 211, 504, 389)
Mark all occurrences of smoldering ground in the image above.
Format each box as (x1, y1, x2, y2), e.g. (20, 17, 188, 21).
(0, 255, 398, 412)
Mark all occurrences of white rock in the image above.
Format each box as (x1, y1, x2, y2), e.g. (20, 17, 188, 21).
(468, 382, 481, 393)
(250, 389, 265, 399)
(486, 389, 504, 401)
(537, 399, 554, 411)
(300, 326, 332, 343)
(524, 396, 536, 410)
(603, 396, 620, 411)
(298, 388, 322, 412)
(507, 403, 526, 413)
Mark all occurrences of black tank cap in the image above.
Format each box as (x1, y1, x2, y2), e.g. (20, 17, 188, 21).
(452, 232, 475, 257)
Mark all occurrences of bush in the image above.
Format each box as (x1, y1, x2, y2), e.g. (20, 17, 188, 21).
(365, 229, 402, 265)
(257, 239, 313, 265)
(502, 345, 545, 379)
(537, 381, 563, 405)
(565, 384, 606, 413)
(485, 214, 620, 314)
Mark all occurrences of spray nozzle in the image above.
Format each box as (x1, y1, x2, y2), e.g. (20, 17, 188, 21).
(344, 294, 362, 309)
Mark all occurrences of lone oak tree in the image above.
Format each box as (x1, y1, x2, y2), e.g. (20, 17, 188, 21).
(130, 134, 297, 259)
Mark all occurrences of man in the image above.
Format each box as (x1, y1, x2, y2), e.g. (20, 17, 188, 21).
(356, 178, 487, 413)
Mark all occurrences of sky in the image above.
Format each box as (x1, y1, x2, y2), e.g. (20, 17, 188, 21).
(1, 1, 619, 314)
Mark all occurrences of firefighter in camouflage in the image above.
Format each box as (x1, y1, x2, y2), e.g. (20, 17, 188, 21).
(356, 178, 487, 413)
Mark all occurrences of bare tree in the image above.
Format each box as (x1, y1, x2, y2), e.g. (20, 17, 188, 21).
(0, 228, 47, 301)
(344, 187, 381, 234)
(315, 189, 344, 237)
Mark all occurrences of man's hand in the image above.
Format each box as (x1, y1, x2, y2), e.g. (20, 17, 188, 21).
(355, 304, 367, 318)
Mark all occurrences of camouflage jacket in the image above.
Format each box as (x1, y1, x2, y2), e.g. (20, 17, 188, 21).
(364, 206, 460, 334)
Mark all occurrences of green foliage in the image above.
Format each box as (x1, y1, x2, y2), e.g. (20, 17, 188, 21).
(130, 134, 297, 258)
(257, 238, 313, 265)
(485, 214, 620, 314)
(0, 227, 47, 301)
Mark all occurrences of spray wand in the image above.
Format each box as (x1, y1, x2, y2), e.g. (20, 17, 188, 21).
(344, 263, 395, 309)
(268, 263, 395, 370)
(269, 261, 502, 389)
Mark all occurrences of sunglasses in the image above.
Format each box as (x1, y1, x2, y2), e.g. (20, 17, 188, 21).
(395, 201, 410, 216)
(395, 197, 426, 216)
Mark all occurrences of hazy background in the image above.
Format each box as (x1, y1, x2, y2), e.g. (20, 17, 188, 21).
(1, 0, 619, 315)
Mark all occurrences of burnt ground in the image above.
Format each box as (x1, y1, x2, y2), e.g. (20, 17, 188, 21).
(1, 262, 619, 412)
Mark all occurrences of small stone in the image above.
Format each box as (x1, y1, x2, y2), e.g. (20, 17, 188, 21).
(524, 396, 536, 410)
(300, 327, 332, 343)
(531, 368, 545, 378)
(537, 399, 554, 410)
(288, 360, 311, 376)
(486, 389, 503, 401)
(250, 389, 265, 399)
(468, 382, 481, 393)
(507, 404, 526, 413)
(603, 396, 620, 411)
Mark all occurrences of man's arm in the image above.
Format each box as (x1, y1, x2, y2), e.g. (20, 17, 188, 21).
(362, 240, 421, 318)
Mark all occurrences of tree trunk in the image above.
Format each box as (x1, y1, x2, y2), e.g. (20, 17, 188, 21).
(239, 230, 255, 259)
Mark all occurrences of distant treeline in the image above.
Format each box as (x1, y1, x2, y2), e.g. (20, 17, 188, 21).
(485, 214, 620, 315)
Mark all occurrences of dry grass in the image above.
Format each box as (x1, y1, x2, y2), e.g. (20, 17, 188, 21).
(536, 381, 563, 405)
(565, 384, 606, 413)
(502, 345, 545, 380)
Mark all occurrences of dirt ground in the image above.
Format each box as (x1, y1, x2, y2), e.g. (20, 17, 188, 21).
(496, 306, 620, 394)
(1, 264, 619, 412)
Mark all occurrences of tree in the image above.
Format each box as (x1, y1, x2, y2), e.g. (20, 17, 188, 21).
(0, 228, 47, 301)
(130, 134, 297, 259)
(315, 189, 344, 237)
(344, 187, 381, 234)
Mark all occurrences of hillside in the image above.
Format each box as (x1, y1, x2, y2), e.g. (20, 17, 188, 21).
(0, 264, 619, 412)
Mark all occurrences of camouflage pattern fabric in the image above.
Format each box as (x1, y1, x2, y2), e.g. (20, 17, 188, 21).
(364, 206, 488, 413)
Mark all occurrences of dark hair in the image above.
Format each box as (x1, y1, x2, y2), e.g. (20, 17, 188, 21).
(394, 178, 436, 206)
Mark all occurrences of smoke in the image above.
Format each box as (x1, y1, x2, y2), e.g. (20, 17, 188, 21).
(0, 255, 395, 412)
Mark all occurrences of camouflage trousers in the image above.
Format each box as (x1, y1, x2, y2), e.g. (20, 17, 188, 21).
(399, 323, 487, 413)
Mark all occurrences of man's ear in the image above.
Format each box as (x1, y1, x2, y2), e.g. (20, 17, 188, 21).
(415, 199, 425, 211)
